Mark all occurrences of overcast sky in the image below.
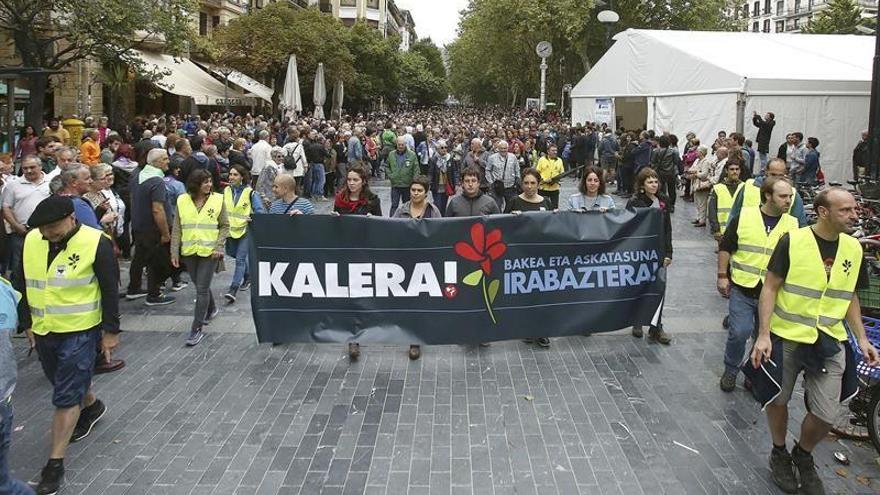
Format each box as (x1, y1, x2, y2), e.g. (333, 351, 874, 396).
(394, 0, 469, 47)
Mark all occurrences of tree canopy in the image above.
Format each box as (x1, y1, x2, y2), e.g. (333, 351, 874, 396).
(0, 0, 197, 126)
(447, 0, 742, 106)
(802, 0, 868, 34)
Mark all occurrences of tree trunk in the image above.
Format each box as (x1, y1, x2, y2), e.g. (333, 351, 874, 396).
(27, 73, 48, 130)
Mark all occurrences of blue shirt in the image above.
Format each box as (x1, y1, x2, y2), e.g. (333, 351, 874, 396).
(0, 278, 20, 400)
(70, 196, 100, 229)
(268, 197, 315, 215)
(163, 176, 186, 222)
(228, 185, 266, 214)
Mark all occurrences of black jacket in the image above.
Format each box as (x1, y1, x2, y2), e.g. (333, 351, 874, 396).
(776, 142, 788, 161)
(626, 193, 673, 259)
(752, 115, 775, 153)
(228, 149, 251, 170)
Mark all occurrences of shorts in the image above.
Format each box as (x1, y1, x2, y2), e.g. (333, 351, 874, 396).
(772, 338, 847, 425)
(34, 330, 99, 408)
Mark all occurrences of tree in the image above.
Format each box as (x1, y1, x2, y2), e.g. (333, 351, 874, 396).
(214, 4, 354, 114)
(345, 22, 402, 112)
(0, 0, 197, 127)
(802, 0, 866, 34)
(411, 39, 447, 81)
(399, 50, 447, 107)
(448, 0, 741, 106)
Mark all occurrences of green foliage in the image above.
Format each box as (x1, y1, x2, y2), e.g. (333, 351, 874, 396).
(215, 4, 354, 110)
(411, 38, 447, 80)
(399, 49, 448, 107)
(345, 22, 402, 111)
(448, 0, 741, 105)
(0, 0, 197, 69)
(802, 0, 867, 34)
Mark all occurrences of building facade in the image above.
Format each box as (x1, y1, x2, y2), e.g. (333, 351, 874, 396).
(738, 0, 877, 33)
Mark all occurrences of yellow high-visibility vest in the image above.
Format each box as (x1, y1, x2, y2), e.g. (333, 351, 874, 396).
(770, 227, 862, 343)
(223, 186, 253, 240)
(177, 192, 223, 257)
(730, 207, 799, 288)
(23, 226, 103, 335)
(713, 182, 744, 234)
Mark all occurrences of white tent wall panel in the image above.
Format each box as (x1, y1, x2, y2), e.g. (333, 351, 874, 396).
(571, 97, 596, 127)
(745, 95, 868, 183)
(649, 94, 738, 157)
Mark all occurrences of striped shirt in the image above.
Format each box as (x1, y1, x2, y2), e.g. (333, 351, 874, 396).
(268, 197, 315, 215)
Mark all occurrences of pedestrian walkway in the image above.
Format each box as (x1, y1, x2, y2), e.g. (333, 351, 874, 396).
(9, 183, 879, 494)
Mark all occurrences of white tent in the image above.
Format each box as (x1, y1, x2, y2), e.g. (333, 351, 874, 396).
(571, 29, 873, 182)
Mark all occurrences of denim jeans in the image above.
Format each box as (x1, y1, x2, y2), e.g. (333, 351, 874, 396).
(182, 256, 218, 331)
(757, 151, 769, 174)
(390, 187, 410, 217)
(0, 399, 34, 495)
(310, 163, 326, 197)
(724, 285, 759, 374)
(5, 235, 23, 290)
(224, 235, 249, 291)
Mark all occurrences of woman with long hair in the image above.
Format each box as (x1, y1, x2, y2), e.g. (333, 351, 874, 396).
(332, 164, 381, 360)
(567, 166, 615, 211)
(170, 169, 229, 347)
(14, 124, 37, 160)
(627, 168, 673, 345)
(222, 165, 264, 304)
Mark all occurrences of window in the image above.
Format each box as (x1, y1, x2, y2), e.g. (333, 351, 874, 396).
(319, 0, 332, 13)
(752, 21, 759, 32)
(794, 0, 801, 13)
(776, 20, 784, 32)
(199, 12, 208, 36)
(776, 0, 783, 15)
(367, 0, 379, 7)
(763, 19, 770, 32)
(764, 0, 771, 14)
(340, 0, 356, 6)
(742, 3, 749, 18)
(753, 1, 760, 16)
(793, 18, 800, 29)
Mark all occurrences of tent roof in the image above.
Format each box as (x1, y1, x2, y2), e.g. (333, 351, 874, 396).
(572, 29, 874, 98)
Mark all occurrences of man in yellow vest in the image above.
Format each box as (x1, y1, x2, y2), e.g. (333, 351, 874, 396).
(729, 158, 808, 228)
(15, 196, 120, 495)
(717, 177, 798, 392)
(708, 161, 744, 242)
(751, 188, 879, 494)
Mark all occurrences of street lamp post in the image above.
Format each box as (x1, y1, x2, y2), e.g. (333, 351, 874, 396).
(868, 7, 880, 178)
(597, 1, 619, 50)
(536, 41, 553, 111)
(218, 66, 234, 115)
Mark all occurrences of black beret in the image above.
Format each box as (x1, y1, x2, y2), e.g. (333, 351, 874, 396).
(28, 195, 74, 228)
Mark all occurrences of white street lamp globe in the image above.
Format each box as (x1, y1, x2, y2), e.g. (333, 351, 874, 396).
(597, 10, 620, 24)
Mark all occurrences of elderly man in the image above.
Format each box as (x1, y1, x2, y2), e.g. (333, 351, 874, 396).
(248, 130, 273, 186)
(386, 136, 420, 216)
(486, 140, 520, 211)
(54, 165, 103, 230)
(2, 155, 51, 287)
(126, 149, 174, 306)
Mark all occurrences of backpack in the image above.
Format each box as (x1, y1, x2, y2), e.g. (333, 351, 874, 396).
(283, 143, 303, 171)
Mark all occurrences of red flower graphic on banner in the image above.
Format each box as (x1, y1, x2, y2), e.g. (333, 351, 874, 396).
(454, 223, 507, 276)
(455, 223, 507, 324)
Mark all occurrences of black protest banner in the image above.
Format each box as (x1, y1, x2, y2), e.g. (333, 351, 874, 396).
(249, 209, 666, 344)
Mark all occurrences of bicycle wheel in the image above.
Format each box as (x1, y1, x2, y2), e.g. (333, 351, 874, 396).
(867, 387, 880, 453)
(804, 388, 870, 440)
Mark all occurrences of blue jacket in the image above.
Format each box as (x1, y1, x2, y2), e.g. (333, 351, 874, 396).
(632, 140, 652, 171)
(801, 149, 820, 184)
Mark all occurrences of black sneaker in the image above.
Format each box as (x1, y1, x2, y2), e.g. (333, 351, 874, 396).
(35, 462, 63, 495)
(536, 337, 551, 348)
(185, 329, 204, 347)
(719, 370, 737, 392)
(224, 290, 237, 304)
(70, 399, 106, 442)
(769, 446, 798, 494)
(792, 444, 825, 495)
(124, 289, 148, 300)
(144, 294, 176, 306)
(239, 281, 251, 291)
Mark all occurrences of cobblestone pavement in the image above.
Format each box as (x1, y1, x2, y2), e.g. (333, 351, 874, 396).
(8, 180, 880, 494)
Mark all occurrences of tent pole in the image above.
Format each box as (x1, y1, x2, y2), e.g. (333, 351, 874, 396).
(735, 93, 746, 135)
(869, 6, 880, 179)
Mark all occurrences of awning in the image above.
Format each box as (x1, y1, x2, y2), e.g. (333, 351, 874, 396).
(134, 50, 251, 106)
(212, 69, 273, 104)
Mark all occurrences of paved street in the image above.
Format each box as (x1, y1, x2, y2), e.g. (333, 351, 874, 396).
(8, 179, 880, 494)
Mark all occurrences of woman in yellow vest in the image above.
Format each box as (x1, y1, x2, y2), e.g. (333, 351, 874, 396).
(171, 169, 229, 347)
(222, 165, 264, 304)
(709, 160, 744, 242)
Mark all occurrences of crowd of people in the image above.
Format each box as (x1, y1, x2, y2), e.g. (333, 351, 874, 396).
(0, 103, 877, 495)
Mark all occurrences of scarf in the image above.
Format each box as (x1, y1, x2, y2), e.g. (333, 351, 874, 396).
(334, 190, 369, 214)
(139, 164, 165, 184)
(436, 154, 449, 173)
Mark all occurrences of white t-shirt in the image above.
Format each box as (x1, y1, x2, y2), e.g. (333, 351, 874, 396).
(249, 139, 273, 176)
(2, 173, 51, 227)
